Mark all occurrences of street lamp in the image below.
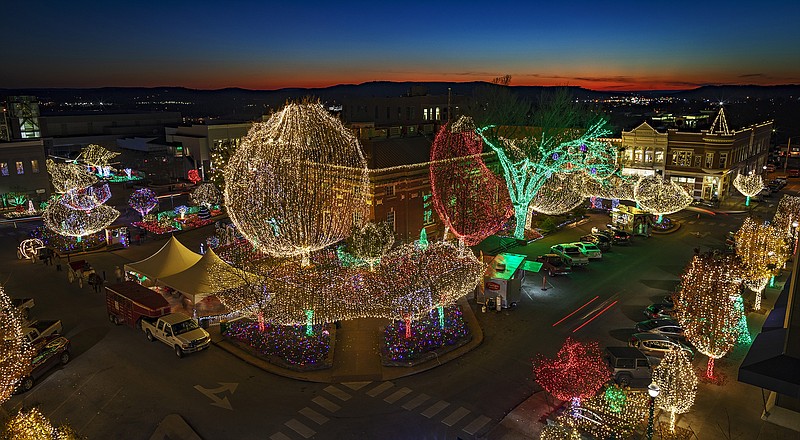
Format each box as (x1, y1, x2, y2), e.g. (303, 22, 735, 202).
(647, 382, 661, 440)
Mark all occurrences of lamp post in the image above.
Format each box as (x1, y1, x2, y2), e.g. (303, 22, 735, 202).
(793, 221, 799, 255)
(647, 382, 661, 440)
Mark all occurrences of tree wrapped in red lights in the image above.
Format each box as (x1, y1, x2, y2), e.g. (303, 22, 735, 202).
(128, 188, 159, 218)
(675, 252, 743, 378)
(430, 116, 512, 245)
(533, 337, 611, 403)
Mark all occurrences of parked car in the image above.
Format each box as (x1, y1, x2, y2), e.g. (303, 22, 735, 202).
(643, 302, 677, 319)
(788, 168, 800, 178)
(16, 335, 71, 393)
(141, 313, 211, 358)
(550, 244, 589, 266)
(535, 254, 572, 276)
(635, 318, 685, 340)
(571, 242, 602, 260)
(604, 347, 654, 387)
(628, 333, 694, 361)
(580, 234, 611, 252)
(599, 228, 632, 245)
(691, 198, 719, 209)
(22, 320, 62, 345)
(766, 164, 776, 172)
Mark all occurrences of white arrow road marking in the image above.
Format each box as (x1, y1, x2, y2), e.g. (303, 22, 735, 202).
(194, 382, 238, 410)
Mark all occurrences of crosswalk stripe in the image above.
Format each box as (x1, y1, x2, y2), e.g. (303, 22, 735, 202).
(285, 419, 315, 438)
(324, 385, 352, 401)
(312, 396, 341, 413)
(342, 381, 371, 391)
(383, 387, 412, 404)
(299, 407, 329, 425)
(441, 407, 470, 426)
(269, 432, 292, 440)
(462, 415, 492, 435)
(402, 393, 430, 410)
(366, 381, 393, 397)
(421, 400, 450, 418)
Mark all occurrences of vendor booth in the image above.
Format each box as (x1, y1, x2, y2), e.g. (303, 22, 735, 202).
(124, 236, 201, 284)
(610, 204, 652, 237)
(480, 253, 526, 308)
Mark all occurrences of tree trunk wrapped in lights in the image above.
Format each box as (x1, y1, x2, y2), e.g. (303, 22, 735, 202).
(473, 88, 616, 239)
(675, 252, 744, 378)
(532, 337, 611, 404)
(224, 100, 369, 266)
(0, 287, 34, 404)
(732, 173, 764, 206)
(652, 348, 698, 432)
(734, 217, 790, 310)
(633, 175, 693, 220)
(430, 116, 513, 245)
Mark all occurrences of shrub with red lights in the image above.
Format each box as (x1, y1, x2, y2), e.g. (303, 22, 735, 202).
(533, 337, 611, 403)
(430, 117, 513, 245)
(188, 169, 201, 184)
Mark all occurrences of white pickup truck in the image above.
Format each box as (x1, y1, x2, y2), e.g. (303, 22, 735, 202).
(12, 297, 35, 322)
(22, 320, 62, 344)
(141, 313, 210, 358)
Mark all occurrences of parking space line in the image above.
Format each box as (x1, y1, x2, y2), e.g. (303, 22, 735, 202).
(324, 385, 352, 401)
(299, 407, 329, 425)
(402, 393, 430, 410)
(441, 407, 470, 426)
(421, 400, 450, 418)
(463, 415, 492, 435)
(366, 381, 393, 397)
(383, 387, 412, 404)
(285, 419, 315, 438)
(312, 396, 341, 413)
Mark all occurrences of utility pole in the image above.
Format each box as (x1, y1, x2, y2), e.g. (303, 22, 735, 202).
(785, 137, 792, 172)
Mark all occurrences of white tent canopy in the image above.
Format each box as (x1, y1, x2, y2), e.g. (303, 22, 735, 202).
(124, 236, 201, 281)
(156, 248, 246, 303)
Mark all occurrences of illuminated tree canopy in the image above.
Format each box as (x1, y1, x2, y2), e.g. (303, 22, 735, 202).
(772, 194, 800, 237)
(734, 217, 790, 309)
(191, 183, 222, 207)
(533, 337, 611, 403)
(128, 188, 159, 218)
(529, 172, 586, 216)
(733, 173, 764, 199)
(633, 175, 693, 216)
(653, 348, 698, 432)
(430, 116, 512, 245)
(0, 287, 33, 404)
(2, 407, 81, 440)
(224, 101, 369, 265)
(342, 222, 395, 269)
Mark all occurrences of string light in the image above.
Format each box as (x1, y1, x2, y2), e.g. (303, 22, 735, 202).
(187, 169, 202, 184)
(477, 116, 616, 239)
(532, 337, 611, 403)
(0, 286, 34, 404)
(78, 143, 120, 168)
(190, 183, 222, 208)
(224, 100, 369, 265)
(633, 175, 693, 216)
(581, 173, 639, 201)
(17, 238, 45, 260)
(1, 407, 80, 440)
(733, 173, 764, 206)
(772, 194, 800, 237)
(430, 116, 513, 245)
(42, 201, 119, 238)
(675, 252, 743, 378)
(128, 188, 159, 218)
(45, 159, 98, 194)
(341, 222, 395, 269)
(59, 183, 111, 211)
(734, 217, 789, 310)
(652, 348, 698, 432)
(223, 319, 331, 367)
(733, 295, 751, 345)
(530, 172, 586, 215)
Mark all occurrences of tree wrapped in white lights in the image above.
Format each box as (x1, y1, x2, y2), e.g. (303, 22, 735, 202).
(581, 172, 639, 201)
(675, 252, 743, 378)
(529, 172, 586, 216)
(772, 194, 800, 238)
(2, 407, 81, 440)
(652, 348, 698, 433)
(473, 88, 617, 239)
(191, 182, 222, 208)
(633, 175, 692, 221)
(224, 100, 369, 266)
(734, 217, 790, 310)
(341, 222, 395, 269)
(0, 286, 34, 404)
(46, 159, 98, 194)
(733, 173, 764, 207)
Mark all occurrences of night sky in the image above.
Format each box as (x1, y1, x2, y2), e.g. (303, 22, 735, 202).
(4, 1, 800, 91)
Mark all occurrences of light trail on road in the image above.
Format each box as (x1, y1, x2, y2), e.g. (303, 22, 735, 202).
(573, 300, 618, 333)
(552, 295, 599, 327)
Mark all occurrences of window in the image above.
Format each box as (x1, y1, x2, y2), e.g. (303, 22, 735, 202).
(0, 163, 7, 176)
(654, 149, 664, 163)
(422, 192, 434, 225)
(719, 152, 728, 169)
(15, 162, 23, 174)
(636, 359, 649, 368)
(31, 159, 40, 173)
(634, 149, 643, 162)
(423, 108, 429, 120)
(672, 150, 692, 167)
(386, 185, 395, 197)
(387, 210, 395, 231)
(435, 107, 441, 120)
(644, 149, 653, 163)
(694, 156, 701, 167)
(705, 152, 714, 168)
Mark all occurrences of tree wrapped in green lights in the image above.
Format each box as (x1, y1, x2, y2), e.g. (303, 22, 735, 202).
(473, 88, 617, 239)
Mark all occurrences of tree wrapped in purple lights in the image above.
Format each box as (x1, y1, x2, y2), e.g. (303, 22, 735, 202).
(430, 116, 512, 245)
(128, 188, 159, 218)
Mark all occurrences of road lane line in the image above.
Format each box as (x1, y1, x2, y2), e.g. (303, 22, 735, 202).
(324, 385, 352, 401)
(462, 415, 492, 435)
(402, 393, 430, 410)
(285, 419, 316, 438)
(312, 396, 341, 412)
(384, 387, 412, 404)
(421, 400, 450, 418)
(441, 407, 470, 426)
(299, 407, 329, 425)
(366, 381, 393, 397)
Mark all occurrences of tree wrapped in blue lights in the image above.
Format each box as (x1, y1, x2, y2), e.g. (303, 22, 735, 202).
(128, 188, 159, 218)
(473, 88, 616, 239)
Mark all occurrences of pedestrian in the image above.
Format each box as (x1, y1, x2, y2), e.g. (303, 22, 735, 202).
(114, 266, 123, 282)
(55, 253, 62, 272)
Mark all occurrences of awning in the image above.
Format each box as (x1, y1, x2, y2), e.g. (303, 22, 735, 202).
(738, 329, 800, 399)
(124, 236, 201, 280)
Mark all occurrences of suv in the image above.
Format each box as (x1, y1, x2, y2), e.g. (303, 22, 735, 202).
(550, 244, 589, 266)
(604, 347, 653, 387)
(628, 333, 694, 361)
(535, 254, 572, 276)
(571, 242, 602, 260)
(580, 234, 611, 252)
(17, 335, 71, 393)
